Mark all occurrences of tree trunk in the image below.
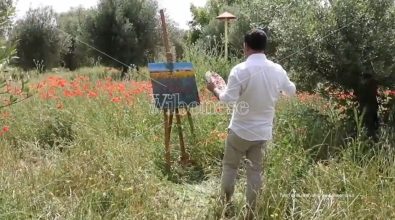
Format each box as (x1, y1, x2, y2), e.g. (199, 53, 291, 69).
(355, 74, 379, 141)
(64, 38, 77, 71)
(121, 66, 128, 80)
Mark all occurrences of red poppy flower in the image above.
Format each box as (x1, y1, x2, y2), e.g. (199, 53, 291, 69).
(111, 97, 122, 103)
(1, 126, 10, 136)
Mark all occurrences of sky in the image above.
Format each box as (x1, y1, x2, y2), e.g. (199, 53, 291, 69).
(15, 0, 207, 29)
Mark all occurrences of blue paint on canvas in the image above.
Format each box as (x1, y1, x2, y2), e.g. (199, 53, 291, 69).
(148, 62, 193, 72)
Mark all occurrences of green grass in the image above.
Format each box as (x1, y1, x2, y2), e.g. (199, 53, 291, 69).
(0, 68, 394, 219)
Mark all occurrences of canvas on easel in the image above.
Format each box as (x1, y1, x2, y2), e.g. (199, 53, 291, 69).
(147, 9, 199, 171)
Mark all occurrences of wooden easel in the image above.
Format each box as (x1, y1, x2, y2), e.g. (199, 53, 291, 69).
(160, 10, 195, 171)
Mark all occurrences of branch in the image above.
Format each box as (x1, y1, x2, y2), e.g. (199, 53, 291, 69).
(0, 94, 34, 110)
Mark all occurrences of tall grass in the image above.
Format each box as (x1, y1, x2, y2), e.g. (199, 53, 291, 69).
(0, 63, 394, 219)
(183, 40, 240, 85)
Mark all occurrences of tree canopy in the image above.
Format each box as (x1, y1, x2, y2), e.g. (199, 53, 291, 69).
(84, 0, 160, 69)
(12, 7, 60, 71)
(188, 0, 395, 92)
(0, 0, 15, 69)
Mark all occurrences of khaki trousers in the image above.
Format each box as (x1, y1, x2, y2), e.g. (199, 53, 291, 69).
(221, 129, 267, 208)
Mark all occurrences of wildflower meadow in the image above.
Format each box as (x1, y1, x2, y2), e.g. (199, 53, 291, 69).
(0, 65, 394, 219)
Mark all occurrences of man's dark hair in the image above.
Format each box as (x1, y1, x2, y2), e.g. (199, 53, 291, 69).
(244, 29, 267, 51)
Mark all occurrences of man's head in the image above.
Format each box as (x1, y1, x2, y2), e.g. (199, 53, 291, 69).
(243, 29, 267, 57)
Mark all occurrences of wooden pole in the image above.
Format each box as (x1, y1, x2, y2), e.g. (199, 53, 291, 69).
(160, 9, 173, 63)
(175, 108, 188, 164)
(160, 9, 174, 170)
(164, 109, 171, 170)
(187, 109, 195, 140)
(224, 18, 229, 60)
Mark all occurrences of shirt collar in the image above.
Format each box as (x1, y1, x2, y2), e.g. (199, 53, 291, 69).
(246, 53, 267, 62)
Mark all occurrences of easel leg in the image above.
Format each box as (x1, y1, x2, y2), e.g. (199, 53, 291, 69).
(186, 108, 195, 140)
(175, 108, 188, 164)
(168, 111, 174, 137)
(164, 109, 173, 171)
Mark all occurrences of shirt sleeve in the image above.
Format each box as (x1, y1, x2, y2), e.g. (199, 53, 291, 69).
(218, 68, 242, 103)
(280, 69, 296, 96)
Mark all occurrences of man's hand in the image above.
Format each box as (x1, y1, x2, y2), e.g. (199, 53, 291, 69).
(206, 82, 221, 100)
(206, 81, 216, 93)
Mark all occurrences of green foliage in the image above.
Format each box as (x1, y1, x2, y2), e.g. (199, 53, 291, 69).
(0, 0, 15, 66)
(0, 40, 17, 69)
(0, 0, 13, 37)
(12, 7, 61, 71)
(158, 17, 186, 61)
(188, 1, 239, 55)
(84, 0, 159, 68)
(275, 98, 340, 161)
(187, 0, 281, 57)
(57, 7, 92, 70)
(268, 0, 395, 134)
(271, 0, 395, 91)
(189, 0, 395, 91)
(0, 0, 31, 110)
(10, 0, 175, 71)
(183, 40, 240, 85)
(37, 110, 75, 149)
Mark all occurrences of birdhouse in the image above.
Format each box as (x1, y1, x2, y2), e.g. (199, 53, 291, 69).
(216, 12, 236, 21)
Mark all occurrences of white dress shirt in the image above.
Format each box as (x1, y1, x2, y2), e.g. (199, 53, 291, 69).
(217, 53, 296, 141)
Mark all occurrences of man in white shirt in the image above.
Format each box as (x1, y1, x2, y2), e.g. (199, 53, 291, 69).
(207, 29, 296, 214)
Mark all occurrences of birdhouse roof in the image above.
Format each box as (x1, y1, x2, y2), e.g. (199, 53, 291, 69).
(216, 12, 236, 20)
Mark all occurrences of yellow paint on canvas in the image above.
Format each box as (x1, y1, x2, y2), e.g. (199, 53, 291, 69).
(150, 71, 195, 79)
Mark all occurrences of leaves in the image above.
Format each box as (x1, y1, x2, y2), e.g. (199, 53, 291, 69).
(0, 1, 32, 110)
(274, 0, 395, 91)
(0, 43, 16, 68)
(189, 0, 395, 91)
(84, 0, 159, 67)
(12, 7, 61, 71)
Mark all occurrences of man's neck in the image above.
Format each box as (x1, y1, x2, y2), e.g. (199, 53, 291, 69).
(246, 52, 266, 60)
(246, 51, 265, 58)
